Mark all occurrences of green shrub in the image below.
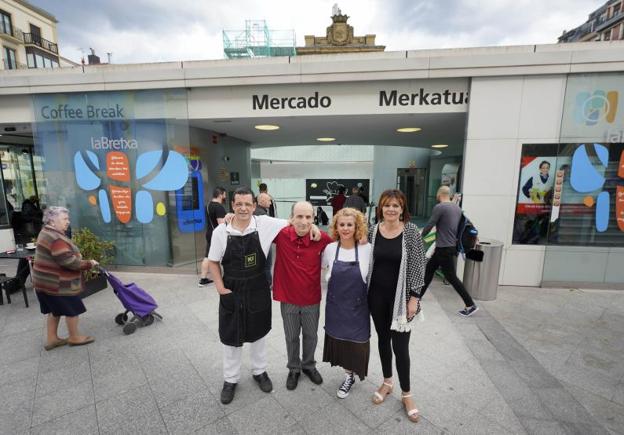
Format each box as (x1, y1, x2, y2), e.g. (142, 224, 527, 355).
(72, 228, 114, 280)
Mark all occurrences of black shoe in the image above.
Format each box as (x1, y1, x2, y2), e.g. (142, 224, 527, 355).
(302, 368, 323, 385)
(198, 278, 213, 287)
(252, 372, 273, 393)
(458, 305, 479, 317)
(286, 370, 300, 390)
(220, 381, 237, 404)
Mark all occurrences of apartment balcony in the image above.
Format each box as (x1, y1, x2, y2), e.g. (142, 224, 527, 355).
(596, 10, 624, 32)
(0, 25, 23, 44)
(23, 32, 58, 55)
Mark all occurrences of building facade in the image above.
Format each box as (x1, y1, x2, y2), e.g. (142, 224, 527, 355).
(1, 41, 623, 288)
(560, 0, 624, 43)
(0, 0, 66, 70)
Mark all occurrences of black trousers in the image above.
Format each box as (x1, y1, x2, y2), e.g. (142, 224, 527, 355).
(421, 246, 475, 307)
(368, 288, 411, 392)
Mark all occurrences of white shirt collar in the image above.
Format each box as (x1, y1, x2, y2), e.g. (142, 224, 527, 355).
(225, 216, 257, 236)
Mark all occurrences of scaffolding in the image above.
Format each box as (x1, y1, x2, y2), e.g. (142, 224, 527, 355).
(223, 20, 296, 59)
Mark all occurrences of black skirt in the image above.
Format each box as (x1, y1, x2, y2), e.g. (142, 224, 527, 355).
(322, 333, 370, 380)
(36, 291, 87, 317)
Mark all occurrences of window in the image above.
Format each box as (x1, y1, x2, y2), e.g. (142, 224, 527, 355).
(35, 54, 43, 68)
(513, 143, 624, 247)
(27, 53, 34, 68)
(604, 31, 611, 41)
(3, 46, 16, 69)
(0, 9, 11, 36)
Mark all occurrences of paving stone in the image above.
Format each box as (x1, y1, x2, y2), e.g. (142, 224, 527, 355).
(0, 398, 32, 435)
(95, 384, 167, 435)
(299, 399, 370, 434)
(160, 389, 225, 434)
(92, 363, 149, 402)
(562, 381, 624, 435)
(35, 359, 91, 398)
(227, 396, 295, 435)
(272, 377, 334, 422)
(194, 416, 237, 434)
(32, 380, 94, 426)
(147, 365, 208, 408)
(30, 404, 98, 435)
(0, 355, 39, 387)
(0, 376, 36, 415)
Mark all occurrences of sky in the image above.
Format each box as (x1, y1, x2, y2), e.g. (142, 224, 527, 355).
(30, 0, 607, 64)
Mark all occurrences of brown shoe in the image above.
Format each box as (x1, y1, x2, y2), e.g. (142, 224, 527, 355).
(44, 338, 68, 351)
(68, 336, 95, 346)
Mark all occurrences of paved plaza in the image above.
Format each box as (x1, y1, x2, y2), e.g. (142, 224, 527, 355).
(0, 271, 623, 434)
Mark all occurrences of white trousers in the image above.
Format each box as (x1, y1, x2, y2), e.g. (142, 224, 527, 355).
(222, 337, 268, 383)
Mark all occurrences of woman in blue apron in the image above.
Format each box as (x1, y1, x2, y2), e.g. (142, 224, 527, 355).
(322, 208, 371, 399)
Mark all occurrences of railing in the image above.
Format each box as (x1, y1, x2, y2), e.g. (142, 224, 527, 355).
(22, 32, 58, 54)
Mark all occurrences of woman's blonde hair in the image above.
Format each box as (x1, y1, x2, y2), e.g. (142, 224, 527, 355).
(329, 208, 368, 241)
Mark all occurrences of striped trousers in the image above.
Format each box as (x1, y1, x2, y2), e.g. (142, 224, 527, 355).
(280, 302, 320, 372)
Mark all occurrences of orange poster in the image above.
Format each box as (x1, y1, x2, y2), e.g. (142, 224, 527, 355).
(106, 151, 130, 182)
(617, 185, 624, 232)
(109, 186, 132, 223)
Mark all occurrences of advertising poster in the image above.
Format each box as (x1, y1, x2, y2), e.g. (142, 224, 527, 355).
(516, 156, 557, 214)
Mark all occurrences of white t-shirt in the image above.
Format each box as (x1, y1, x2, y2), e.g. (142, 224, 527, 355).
(208, 215, 288, 262)
(322, 241, 371, 283)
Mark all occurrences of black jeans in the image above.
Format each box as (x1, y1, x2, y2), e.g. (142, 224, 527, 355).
(368, 289, 411, 392)
(421, 246, 475, 307)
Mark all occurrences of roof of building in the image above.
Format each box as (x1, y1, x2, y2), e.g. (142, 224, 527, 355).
(11, 0, 58, 23)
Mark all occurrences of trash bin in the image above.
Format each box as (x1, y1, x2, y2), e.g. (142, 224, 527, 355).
(463, 238, 503, 301)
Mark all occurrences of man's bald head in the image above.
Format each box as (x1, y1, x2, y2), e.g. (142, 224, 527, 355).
(257, 193, 271, 209)
(291, 201, 314, 236)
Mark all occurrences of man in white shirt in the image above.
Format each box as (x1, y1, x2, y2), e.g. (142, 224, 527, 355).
(208, 187, 319, 404)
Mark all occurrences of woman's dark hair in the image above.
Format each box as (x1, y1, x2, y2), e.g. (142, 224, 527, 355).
(539, 161, 550, 169)
(376, 189, 410, 223)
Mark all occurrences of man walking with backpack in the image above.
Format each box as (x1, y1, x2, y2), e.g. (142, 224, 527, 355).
(420, 186, 478, 317)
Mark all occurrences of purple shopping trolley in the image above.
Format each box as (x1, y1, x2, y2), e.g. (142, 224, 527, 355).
(102, 268, 163, 335)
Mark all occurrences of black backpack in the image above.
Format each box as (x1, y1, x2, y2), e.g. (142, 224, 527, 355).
(456, 212, 478, 255)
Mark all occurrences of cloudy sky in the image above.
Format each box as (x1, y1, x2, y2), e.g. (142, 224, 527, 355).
(30, 0, 605, 64)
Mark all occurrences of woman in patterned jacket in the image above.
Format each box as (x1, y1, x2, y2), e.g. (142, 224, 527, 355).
(367, 189, 426, 423)
(33, 206, 98, 350)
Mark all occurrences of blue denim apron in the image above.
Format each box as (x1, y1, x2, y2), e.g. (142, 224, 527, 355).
(324, 243, 370, 343)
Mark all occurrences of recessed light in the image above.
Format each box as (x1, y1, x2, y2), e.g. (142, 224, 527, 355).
(255, 124, 280, 131)
(431, 144, 448, 148)
(316, 137, 335, 142)
(397, 127, 421, 133)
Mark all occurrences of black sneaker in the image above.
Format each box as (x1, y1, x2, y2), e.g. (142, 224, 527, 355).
(286, 370, 300, 390)
(220, 381, 237, 404)
(458, 305, 479, 317)
(253, 371, 273, 393)
(302, 368, 323, 385)
(337, 373, 355, 399)
(198, 278, 213, 287)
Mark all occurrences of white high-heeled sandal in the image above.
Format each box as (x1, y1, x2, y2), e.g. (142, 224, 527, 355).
(401, 393, 420, 423)
(372, 381, 393, 404)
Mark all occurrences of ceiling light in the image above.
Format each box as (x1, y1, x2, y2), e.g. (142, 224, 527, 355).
(316, 137, 335, 142)
(396, 127, 421, 133)
(431, 144, 448, 148)
(254, 124, 280, 131)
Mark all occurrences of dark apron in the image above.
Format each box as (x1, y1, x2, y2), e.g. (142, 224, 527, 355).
(219, 230, 271, 347)
(325, 243, 370, 343)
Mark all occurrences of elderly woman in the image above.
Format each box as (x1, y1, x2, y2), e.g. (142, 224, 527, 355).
(322, 208, 371, 399)
(367, 189, 426, 423)
(33, 206, 98, 350)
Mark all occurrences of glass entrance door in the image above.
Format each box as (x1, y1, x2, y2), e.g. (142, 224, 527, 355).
(397, 168, 427, 218)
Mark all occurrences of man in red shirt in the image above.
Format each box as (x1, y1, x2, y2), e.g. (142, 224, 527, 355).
(330, 186, 346, 216)
(273, 201, 332, 390)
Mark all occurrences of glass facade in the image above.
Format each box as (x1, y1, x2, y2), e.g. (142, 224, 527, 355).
(32, 89, 205, 267)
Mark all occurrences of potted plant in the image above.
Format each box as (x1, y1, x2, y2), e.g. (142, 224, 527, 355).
(72, 228, 115, 298)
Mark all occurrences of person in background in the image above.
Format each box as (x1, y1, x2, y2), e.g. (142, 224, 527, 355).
(330, 186, 347, 216)
(199, 187, 227, 287)
(367, 189, 425, 424)
(322, 208, 371, 398)
(420, 186, 478, 317)
(258, 183, 276, 217)
(32, 206, 98, 350)
(344, 186, 366, 213)
(254, 192, 274, 285)
(522, 160, 553, 204)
